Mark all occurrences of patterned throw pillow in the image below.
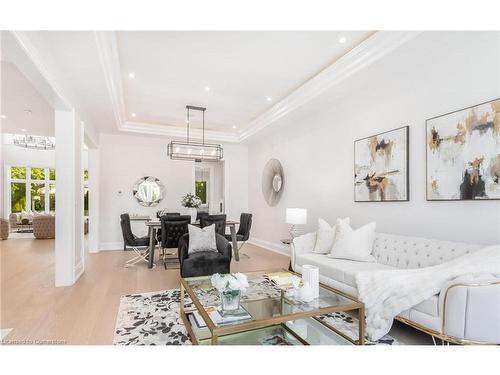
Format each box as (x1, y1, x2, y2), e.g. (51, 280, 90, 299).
(188, 224, 217, 254)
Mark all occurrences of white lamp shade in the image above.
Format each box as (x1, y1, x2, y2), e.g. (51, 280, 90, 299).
(286, 208, 307, 225)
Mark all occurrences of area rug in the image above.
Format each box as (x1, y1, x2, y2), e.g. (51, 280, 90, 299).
(113, 289, 401, 345)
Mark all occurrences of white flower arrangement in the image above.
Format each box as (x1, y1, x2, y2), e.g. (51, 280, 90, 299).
(181, 193, 202, 208)
(211, 273, 249, 293)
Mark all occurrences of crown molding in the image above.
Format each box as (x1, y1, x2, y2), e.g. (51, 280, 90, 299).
(238, 31, 422, 141)
(8, 31, 73, 111)
(97, 31, 422, 143)
(121, 121, 240, 143)
(94, 31, 126, 130)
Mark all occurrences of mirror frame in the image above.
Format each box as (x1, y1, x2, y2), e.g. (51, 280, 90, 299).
(132, 176, 165, 207)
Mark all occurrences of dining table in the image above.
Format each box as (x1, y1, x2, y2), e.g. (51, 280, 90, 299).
(145, 219, 240, 269)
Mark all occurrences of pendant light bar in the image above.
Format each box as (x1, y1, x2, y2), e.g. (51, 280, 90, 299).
(167, 105, 223, 162)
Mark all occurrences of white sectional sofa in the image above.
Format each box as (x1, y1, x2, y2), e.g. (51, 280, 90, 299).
(291, 231, 500, 344)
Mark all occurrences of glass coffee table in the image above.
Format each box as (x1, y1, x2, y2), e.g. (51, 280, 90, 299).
(180, 269, 365, 345)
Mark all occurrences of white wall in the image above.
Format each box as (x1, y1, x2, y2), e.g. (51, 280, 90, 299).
(98, 133, 248, 250)
(247, 31, 500, 250)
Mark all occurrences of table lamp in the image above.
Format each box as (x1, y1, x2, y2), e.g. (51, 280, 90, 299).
(286, 208, 307, 239)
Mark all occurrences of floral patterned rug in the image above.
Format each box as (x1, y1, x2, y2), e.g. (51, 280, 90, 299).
(113, 288, 401, 345)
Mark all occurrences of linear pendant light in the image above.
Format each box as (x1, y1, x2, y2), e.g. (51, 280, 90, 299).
(167, 105, 223, 162)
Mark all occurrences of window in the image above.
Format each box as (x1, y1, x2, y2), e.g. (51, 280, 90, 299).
(11, 182, 26, 213)
(31, 183, 45, 211)
(8, 166, 89, 214)
(195, 181, 207, 204)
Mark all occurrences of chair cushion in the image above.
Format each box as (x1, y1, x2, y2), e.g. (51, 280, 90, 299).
(296, 252, 395, 287)
(411, 295, 439, 317)
(182, 251, 230, 278)
(132, 236, 150, 247)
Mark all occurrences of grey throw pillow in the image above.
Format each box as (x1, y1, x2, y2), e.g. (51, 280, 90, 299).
(188, 224, 217, 254)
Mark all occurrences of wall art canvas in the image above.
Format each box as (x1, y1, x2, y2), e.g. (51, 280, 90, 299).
(426, 99, 500, 200)
(354, 126, 409, 202)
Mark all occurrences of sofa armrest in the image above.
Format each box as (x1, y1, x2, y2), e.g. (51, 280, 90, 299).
(439, 273, 500, 343)
(290, 232, 316, 271)
(216, 233, 232, 261)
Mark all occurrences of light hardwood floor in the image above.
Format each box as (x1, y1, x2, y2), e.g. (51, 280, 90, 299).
(0, 237, 289, 344)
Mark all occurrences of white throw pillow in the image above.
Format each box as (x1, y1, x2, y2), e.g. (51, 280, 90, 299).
(329, 219, 376, 262)
(188, 224, 217, 254)
(313, 217, 350, 254)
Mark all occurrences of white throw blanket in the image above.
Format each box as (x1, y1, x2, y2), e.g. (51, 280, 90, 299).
(355, 245, 500, 341)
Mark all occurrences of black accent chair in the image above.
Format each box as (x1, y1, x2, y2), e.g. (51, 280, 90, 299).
(225, 213, 252, 252)
(178, 233, 232, 277)
(159, 215, 191, 269)
(120, 213, 152, 268)
(200, 214, 227, 236)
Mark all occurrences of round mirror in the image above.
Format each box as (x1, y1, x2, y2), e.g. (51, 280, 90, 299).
(272, 174, 282, 192)
(262, 159, 284, 206)
(132, 176, 165, 207)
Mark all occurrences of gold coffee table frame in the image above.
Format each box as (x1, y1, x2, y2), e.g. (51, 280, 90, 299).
(180, 270, 365, 345)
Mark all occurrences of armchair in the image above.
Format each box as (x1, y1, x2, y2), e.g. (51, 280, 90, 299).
(178, 233, 232, 278)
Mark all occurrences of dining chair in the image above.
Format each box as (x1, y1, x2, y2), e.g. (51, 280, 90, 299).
(159, 215, 191, 269)
(196, 211, 209, 223)
(120, 213, 152, 268)
(225, 213, 253, 258)
(200, 214, 226, 236)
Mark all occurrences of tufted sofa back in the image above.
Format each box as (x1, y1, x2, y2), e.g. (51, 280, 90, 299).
(372, 233, 482, 269)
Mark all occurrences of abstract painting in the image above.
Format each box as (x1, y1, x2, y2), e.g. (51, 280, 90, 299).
(354, 126, 409, 202)
(426, 99, 500, 200)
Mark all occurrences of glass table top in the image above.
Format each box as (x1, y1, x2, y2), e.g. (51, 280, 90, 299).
(183, 269, 359, 328)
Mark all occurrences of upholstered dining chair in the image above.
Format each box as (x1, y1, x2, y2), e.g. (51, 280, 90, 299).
(178, 233, 232, 277)
(225, 213, 252, 256)
(120, 213, 152, 268)
(156, 212, 181, 243)
(200, 214, 226, 236)
(196, 211, 209, 223)
(159, 215, 191, 269)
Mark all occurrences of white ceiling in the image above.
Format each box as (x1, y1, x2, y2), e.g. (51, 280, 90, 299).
(1, 61, 54, 136)
(1, 30, 377, 140)
(117, 31, 372, 132)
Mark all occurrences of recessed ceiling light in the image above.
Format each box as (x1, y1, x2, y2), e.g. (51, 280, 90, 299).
(21, 128, 27, 132)
(339, 36, 347, 44)
(128, 72, 135, 79)
(266, 97, 272, 102)
(204, 86, 210, 92)
(232, 125, 237, 129)
(131, 112, 137, 118)
(0, 114, 6, 119)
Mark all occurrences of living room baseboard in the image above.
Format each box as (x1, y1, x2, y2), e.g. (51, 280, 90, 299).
(98, 242, 124, 251)
(247, 237, 290, 256)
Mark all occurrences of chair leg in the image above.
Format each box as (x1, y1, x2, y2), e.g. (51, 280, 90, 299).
(238, 241, 251, 259)
(125, 246, 153, 268)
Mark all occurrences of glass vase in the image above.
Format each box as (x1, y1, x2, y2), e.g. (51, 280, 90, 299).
(220, 290, 241, 312)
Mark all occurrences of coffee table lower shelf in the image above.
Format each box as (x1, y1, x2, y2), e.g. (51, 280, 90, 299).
(182, 312, 359, 345)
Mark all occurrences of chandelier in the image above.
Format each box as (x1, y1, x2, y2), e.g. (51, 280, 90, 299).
(167, 105, 223, 162)
(13, 134, 55, 150)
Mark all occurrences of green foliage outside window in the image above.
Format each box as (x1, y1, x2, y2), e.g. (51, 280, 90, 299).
(11, 166, 26, 179)
(31, 167, 45, 180)
(31, 183, 45, 211)
(11, 182, 26, 212)
(195, 181, 207, 204)
(84, 187, 89, 216)
(49, 168, 56, 180)
(84, 170, 89, 181)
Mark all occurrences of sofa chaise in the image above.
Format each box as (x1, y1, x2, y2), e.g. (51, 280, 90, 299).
(291, 231, 500, 344)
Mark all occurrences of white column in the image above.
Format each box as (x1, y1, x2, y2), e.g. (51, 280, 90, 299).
(88, 148, 100, 253)
(54, 109, 84, 286)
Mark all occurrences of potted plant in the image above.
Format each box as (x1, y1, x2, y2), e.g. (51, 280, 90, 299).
(211, 273, 249, 312)
(181, 193, 202, 223)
